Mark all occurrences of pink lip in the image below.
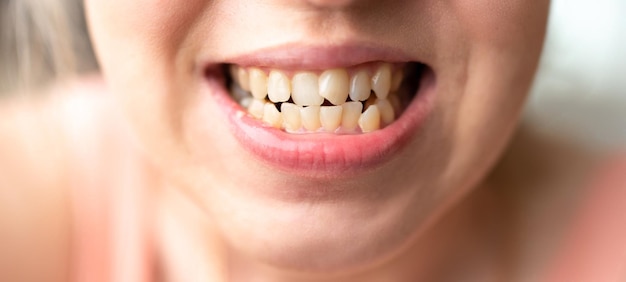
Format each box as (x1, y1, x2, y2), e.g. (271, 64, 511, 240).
(203, 44, 436, 177)
(207, 42, 427, 70)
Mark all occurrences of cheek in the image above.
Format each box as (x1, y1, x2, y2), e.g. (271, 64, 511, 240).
(427, 0, 549, 191)
(85, 0, 214, 172)
(85, 0, 205, 89)
(450, 0, 549, 128)
(86, 0, 205, 51)
(452, 0, 550, 49)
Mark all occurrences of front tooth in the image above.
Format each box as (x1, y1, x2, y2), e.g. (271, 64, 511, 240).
(358, 105, 381, 133)
(248, 99, 265, 119)
(341, 102, 363, 131)
(263, 103, 282, 128)
(292, 72, 324, 106)
(319, 69, 349, 105)
(320, 106, 343, 132)
(371, 64, 392, 99)
(267, 70, 291, 103)
(349, 70, 371, 102)
(375, 99, 395, 124)
(249, 68, 268, 100)
(281, 103, 302, 132)
(300, 105, 321, 131)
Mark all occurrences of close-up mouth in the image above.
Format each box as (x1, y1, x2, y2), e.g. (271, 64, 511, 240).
(201, 45, 437, 176)
(224, 62, 425, 134)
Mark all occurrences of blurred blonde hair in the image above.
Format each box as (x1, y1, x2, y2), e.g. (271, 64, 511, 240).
(0, 0, 97, 95)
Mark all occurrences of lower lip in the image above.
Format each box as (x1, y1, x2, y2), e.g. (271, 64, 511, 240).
(204, 67, 436, 177)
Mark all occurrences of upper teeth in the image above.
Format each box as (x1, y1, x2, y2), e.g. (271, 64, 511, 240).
(229, 63, 405, 133)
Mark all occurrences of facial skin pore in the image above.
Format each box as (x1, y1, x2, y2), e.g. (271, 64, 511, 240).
(85, 0, 549, 280)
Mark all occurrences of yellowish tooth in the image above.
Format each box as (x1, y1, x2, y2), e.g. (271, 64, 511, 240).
(263, 103, 282, 128)
(341, 101, 363, 131)
(249, 68, 268, 100)
(358, 105, 381, 133)
(372, 63, 392, 99)
(349, 70, 371, 102)
(267, 70, 291, 103)
(237, 67, 250, 91)
(391, 69, 403, 92)
(319, 69, 349, 105)
(281, 103, 302, 132)
(292, 72, 324, 106)
(248, 99, 265, 119)
(300, 105, 321, 131)
(320, 106, 343, 132)
(375, 99, 395, 124)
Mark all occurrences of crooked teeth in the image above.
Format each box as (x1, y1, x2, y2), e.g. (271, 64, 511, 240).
(341, 101, 363, 131)
(230, 63, 406, 134)
(248, 99, 396, 133)
(268, 70, 291, 103)
(281, 103, 302, 132)
(319, 69, 350, 106)
(359, 105, 381, 133)
(247, 98, 265, 119)
(375, 98, 395, 125)
(320, 105, 343, 132)
(292, 72, 324, 106)
(263, 103, 282, 128)
(349, 70, 371, 102)
(371, 63, 392, 99)
(301, 105, 321, 131)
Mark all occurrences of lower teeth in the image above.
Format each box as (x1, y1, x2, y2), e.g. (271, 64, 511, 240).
(232, 84, 402, 134)
(236, 94, 402, 134)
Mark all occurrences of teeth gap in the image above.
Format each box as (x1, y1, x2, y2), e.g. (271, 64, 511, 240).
(321, 99, 334, 107)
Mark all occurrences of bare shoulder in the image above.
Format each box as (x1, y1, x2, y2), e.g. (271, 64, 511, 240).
(0, 77, 115, 281)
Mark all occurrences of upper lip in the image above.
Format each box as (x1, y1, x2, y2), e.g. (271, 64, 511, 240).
(204, 41, 425, 71)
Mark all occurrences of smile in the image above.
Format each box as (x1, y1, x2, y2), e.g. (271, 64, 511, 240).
(202, 44, 437, 175)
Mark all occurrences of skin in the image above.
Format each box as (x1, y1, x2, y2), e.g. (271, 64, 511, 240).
(14, 0, 626, 281)
(81, 0, 550, 280)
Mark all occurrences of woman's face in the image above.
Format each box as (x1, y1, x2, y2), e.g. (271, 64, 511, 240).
(86, 0, 548, 272)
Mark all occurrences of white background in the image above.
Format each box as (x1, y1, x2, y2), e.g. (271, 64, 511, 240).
(526, 0, 626, 148)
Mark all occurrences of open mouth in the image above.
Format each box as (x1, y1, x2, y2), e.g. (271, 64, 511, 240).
(201, 45, 436, 175)
(224, 62, 425, 134)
